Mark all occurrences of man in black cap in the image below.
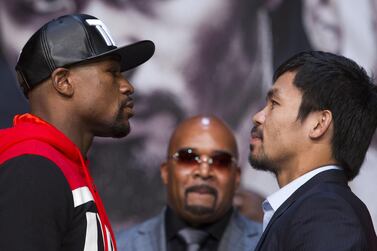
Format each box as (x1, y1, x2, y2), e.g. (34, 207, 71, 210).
(0, 14, 154, 251)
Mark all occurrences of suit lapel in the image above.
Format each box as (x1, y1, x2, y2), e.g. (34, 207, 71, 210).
(218, 211, 244, 251)
(136, 210, 167, 251)
(255, 170, 347, 250)
(219, 210, 261, 251)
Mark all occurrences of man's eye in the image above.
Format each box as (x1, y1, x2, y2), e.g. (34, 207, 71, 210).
(270, 100, 278, 109)
(108, 69, 121, 76)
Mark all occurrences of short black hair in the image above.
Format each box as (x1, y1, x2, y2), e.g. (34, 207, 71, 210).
(274, 51, 377, 180)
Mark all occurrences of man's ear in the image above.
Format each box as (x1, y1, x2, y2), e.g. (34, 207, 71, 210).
(309, 110, 333, 139)
(160, 162, 169, 185)
(51, 67, 74, 97)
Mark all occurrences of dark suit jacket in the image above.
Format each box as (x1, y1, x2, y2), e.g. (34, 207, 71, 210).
(255, 170, 377, 251)
(118, 208, 262, 251)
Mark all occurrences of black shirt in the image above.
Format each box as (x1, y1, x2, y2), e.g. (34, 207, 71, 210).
(165, 207, 233, 251)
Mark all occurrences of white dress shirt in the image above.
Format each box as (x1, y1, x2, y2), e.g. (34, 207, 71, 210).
(262, 165, 341, 231)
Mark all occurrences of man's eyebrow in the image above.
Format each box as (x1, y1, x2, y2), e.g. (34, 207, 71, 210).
(266, 88, 278, 101)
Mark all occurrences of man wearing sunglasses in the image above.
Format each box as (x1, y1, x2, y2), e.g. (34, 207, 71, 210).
(120, 115, 262, 250)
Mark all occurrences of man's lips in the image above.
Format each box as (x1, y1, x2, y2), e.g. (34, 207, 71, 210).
(250, 126, 263, 143)
(126, 99, 134, 108)
(122, 98, 134, 118)
(192, 187, 212, 194)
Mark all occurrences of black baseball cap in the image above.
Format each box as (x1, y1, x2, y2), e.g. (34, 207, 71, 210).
(15, 13, 155, 95)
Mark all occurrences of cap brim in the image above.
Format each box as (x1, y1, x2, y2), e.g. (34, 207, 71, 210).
(87, 40, 155, 72)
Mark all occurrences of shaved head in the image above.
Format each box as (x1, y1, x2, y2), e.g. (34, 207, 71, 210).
(161, 115, 240, 225)
(167, 115, 238, 159)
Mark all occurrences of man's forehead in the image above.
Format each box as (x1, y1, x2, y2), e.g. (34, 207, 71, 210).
(173, 118, 229, 141)
(269, 71, 301, 98)
(169, 118, 237, 155)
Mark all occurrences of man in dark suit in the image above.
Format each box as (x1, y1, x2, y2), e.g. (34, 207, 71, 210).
(249, 51, 377, 250)
(120, 115, 262, 251)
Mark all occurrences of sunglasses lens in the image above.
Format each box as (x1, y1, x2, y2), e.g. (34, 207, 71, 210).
(172, 149, 235, 170)
(176, 149, 198, 165)
(211, 152, 234, 169)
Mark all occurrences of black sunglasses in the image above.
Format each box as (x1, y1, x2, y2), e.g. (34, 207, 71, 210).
(169, 148, 237, 170)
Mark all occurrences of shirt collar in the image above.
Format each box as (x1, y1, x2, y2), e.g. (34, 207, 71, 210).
(265, 165, 341, 212)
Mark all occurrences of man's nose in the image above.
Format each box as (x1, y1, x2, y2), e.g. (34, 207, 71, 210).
(120, 77, 134, 95)
(196, 158, 213, 179)
(252, 107, 266, 126)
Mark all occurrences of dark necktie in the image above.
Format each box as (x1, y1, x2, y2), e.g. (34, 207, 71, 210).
(178, 227, 209, 251)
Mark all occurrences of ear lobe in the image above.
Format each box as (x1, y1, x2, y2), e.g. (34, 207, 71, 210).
(160, 162, 169, 185)
(51, 68, 74, 97)
(309, 110, 332, 139)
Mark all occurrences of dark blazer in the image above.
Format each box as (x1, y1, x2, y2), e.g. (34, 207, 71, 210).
(255, 170, 377, 251)
(118, 208, 262, 251)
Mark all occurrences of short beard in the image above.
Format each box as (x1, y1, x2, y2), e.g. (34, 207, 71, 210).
(184, 205, 215, 215)
(184, 185, 218, 216)
(110, 105, 131, 138)
(248, 145, 278, 175)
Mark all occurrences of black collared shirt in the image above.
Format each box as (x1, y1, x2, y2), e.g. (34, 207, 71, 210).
(165, 207, 233, 251)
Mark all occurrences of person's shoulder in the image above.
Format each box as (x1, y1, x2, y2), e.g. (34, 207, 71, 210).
(0, 154, 72, 201)
(124, 214, 163, 238)
(283, 183, 376, 249)
(292, 183, 373, 231)
(116, 214, 163, 250)
(1, 154, 66, 180)
(299, 179, 367, 214)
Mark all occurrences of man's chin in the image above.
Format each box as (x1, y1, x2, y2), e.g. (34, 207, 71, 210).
(184, 204, 215, 216)
(182, 205, 220, 226)
(110, 123, 131, 138)
(111, 130, 130, 138)
(248, 154, 276, 173)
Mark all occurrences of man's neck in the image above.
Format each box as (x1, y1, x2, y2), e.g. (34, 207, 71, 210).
(31, 111, 93, 156)
(276, 154, 338, 187)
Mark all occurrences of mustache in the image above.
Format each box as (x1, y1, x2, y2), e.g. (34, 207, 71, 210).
(251, 126, 263, 139)
(115, 97, 133, 121)
(185, 184, 218, 197)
